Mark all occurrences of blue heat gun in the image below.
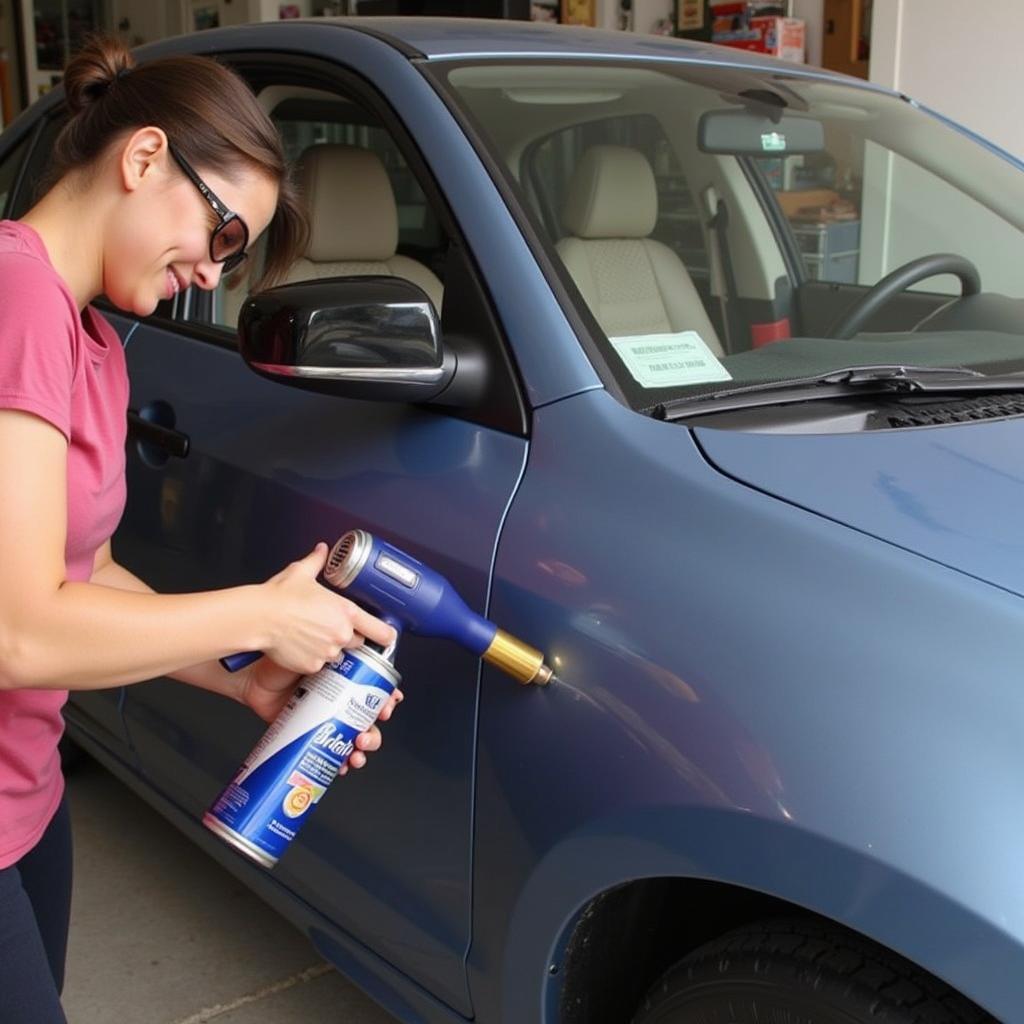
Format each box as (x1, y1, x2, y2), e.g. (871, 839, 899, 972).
(221, 530, 553, 686)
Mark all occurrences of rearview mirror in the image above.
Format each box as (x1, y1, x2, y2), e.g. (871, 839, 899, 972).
(238, 276, 455, 403)
(698, 109, 825, 155)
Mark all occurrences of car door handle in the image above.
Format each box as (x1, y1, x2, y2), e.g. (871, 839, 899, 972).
(127, 408, 191, 459)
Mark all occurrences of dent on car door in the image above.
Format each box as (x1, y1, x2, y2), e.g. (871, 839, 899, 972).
(115, 67, 527, 1016)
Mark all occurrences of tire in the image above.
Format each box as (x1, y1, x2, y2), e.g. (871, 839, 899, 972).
(631, 917, 992, 1024)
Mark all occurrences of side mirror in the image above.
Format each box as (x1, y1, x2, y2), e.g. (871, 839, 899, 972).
(238, 276, 454, 402)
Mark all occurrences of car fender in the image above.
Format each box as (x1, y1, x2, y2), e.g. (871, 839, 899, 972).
(497, 805, 1017, 1022)
(469, 389, 1024, 1023)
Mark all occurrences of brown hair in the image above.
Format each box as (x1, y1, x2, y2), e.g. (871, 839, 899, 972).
(49, 34, 308, 291)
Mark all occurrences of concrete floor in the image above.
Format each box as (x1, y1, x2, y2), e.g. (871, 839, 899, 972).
(62, 756, 399, 1024)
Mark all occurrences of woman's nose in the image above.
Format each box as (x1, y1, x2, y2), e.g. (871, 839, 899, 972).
(193, 259, 223, 291)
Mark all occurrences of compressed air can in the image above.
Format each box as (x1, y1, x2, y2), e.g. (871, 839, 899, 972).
(203, 645, 399, 868)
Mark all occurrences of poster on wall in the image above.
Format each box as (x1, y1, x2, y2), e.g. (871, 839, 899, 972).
(677, 0, 705, 32)
(560, 0, 595, 26)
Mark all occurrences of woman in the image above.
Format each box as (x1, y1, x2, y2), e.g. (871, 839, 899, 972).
(0, 36, 400, 1023)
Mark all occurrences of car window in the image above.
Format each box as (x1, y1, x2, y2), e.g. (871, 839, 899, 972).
(752, 134, 1023, 294)
(528, 114, 710, 287)
(436, 60, 1024, 413)
(202, 92, 447, 336)
(275, 100, 444, 262)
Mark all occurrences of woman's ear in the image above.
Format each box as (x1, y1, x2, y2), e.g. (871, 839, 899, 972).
(119, 126, 169, 193)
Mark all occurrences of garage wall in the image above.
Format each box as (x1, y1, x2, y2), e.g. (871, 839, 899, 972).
(792, 0, 823, 66)
(870, 0, 1024, 162)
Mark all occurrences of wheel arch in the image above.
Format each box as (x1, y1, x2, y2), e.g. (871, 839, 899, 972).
(490, 808, 1017, 1023)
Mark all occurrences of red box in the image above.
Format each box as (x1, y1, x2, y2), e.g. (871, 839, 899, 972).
(751, 15, 805, 61)
(713, 15, 805, 61)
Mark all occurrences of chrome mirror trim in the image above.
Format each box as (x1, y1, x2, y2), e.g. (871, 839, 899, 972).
(251, 362, 448, 384)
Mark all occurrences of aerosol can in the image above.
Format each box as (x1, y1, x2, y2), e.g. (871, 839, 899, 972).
(204, 641, 399, 868)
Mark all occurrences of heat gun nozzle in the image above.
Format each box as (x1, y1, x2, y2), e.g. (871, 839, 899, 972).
(533, 664, 555, 687)
(484, 629, 554, 686)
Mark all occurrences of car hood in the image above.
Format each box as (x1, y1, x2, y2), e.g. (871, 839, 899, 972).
(694, 417, 1024, 597)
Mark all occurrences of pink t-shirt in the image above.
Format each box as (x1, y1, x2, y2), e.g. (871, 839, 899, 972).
(0, 220, 128, 867)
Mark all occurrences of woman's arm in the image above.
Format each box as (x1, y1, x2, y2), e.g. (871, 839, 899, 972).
(0, 409, 394, 691)
(90, 541, 242, 700)
(88, 541, 403, 762)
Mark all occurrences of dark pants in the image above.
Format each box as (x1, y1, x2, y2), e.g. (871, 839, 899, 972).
(0, 796, 72, 1024)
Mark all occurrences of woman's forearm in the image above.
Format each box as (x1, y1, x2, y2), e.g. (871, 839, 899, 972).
(0, 577, 267, 692)
(1, 538, 388, 693)
(87, 556, 245, 701)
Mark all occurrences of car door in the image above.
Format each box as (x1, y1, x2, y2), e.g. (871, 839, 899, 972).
(113, 52, 527, 1016)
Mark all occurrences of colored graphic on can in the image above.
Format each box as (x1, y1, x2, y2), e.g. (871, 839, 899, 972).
(203, 646, 399, 868)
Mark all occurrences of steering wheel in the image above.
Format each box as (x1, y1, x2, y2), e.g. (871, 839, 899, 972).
(826, 254, 981, 340)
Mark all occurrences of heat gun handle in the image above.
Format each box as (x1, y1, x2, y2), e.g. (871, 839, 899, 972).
(220, 614, 401, 673)
(221, 650, 262, 672)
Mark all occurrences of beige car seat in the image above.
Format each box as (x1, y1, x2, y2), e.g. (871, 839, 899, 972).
(555, 144, 722, 355)
(284, 143, 444, 311)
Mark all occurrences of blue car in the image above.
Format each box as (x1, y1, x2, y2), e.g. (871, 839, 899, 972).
(6, 15, 1024, 1023)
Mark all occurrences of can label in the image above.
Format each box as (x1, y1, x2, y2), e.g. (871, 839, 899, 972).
(204, 648, 397, 867)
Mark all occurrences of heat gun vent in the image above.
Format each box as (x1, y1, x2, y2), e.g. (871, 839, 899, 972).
(327, 534, 356, 576)
(884, 393, 1024, 429)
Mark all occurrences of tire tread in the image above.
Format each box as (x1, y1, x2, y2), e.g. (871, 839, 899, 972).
(631, 917, 993, 1024)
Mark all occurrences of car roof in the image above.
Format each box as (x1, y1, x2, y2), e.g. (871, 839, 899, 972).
(331, 16, 828, 75)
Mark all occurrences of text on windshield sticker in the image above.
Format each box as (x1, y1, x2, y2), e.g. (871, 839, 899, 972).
(609, 331, 733, 389)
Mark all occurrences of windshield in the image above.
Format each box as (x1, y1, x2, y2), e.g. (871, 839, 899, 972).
(432, 59, 1024, 413)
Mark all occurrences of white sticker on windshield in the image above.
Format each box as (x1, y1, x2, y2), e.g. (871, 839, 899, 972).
(609, 331, 732, 389)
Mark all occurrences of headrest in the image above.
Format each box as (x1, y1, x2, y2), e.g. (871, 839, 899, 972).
(562, 145, 658, 240)
(297, 144, 398, 262)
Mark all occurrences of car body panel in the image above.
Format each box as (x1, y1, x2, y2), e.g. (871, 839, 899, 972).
(476, 387, 1024, 1021)
(697, 416, 1024, 599)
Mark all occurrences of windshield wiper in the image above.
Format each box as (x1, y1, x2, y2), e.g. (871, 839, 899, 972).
(654, 364, 1024, 420)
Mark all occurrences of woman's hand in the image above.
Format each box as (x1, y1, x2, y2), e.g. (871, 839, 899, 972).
(258, 543, 397, 674)
(237, 656, 403, 774)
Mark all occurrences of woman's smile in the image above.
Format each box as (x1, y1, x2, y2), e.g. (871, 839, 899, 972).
(164, 265, 185, 301)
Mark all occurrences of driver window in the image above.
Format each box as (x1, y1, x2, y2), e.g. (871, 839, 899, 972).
(203, 85, 448, 337)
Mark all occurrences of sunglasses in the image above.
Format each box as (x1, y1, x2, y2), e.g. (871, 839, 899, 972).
(168, 142, 250, 275)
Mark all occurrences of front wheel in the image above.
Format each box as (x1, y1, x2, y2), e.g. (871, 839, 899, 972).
(632, 918, 991, 1024)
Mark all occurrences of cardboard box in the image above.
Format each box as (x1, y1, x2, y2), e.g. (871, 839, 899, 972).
(712, 14, 805, 62)
(751, 15, 805, 61)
